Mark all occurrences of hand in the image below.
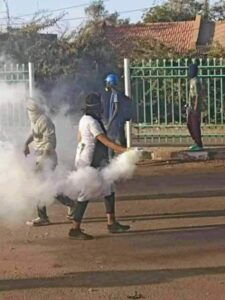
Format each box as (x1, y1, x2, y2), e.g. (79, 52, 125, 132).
(24, 145, 30, 157)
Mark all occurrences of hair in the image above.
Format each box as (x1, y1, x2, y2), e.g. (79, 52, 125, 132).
(84, 93, 106, 134)
(84, 93, 102, 116)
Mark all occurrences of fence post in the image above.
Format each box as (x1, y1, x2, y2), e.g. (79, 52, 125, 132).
(124, 58, 132, 148)
(28, 62, 34, 97)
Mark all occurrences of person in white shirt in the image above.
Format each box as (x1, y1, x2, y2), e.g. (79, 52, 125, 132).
(69, 93, 130, 240)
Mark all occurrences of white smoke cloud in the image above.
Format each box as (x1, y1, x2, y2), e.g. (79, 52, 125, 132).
(0, 143, 141, 224)
(101, 149, 142, 184)
(0, 81, 142, 225)
(53, 107, 79, 169)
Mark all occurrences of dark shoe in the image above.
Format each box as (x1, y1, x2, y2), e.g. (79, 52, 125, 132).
(68, 228, 93, 240)
(108, 221, 130, 233)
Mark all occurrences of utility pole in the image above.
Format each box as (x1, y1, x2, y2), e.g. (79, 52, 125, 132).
(2, 0, 10, 28)
(203, 0, 210, 19)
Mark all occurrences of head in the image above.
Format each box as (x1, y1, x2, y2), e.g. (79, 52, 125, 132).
(188, 64, 198, 79)
(84, 93, 102, 118)
(104, 73, 119, 91)
(26, 97, 43, 124)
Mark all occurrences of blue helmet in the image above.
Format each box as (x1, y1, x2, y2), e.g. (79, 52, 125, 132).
(105, 73, 119, 87)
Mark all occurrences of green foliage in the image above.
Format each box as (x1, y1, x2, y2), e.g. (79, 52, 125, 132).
(0, 0, 224, 94)
(142, 0, 204, 23)
(142, 0, 225, 23)
(210, 0, 225, 21)
(0, 1, 126, 111)
(0, 1, 122, 83)
(208, 42, 225, 58)
(84, 0, 107, 21)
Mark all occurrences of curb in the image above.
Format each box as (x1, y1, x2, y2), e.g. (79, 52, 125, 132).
(118, 190, 225, 201)
(142, 148, 225, 162)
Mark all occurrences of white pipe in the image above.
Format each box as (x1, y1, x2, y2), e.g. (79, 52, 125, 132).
(124, 58, 132, 148)
(28, 62, 34, 98)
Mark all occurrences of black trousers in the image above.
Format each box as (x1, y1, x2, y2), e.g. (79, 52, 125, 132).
(187, 111, 203, 148)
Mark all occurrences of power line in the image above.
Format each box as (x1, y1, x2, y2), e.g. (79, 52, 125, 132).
(1, 7, 150, 26)
(61, 7, 149, 21)
(0, 0, 110, 20)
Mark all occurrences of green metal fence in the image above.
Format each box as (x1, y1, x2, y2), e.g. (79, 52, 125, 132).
(0, 63, 34, 130)
(130, 58, 225, 144)
(0, 63, 29, 82)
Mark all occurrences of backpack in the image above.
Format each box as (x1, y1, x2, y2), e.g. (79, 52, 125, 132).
(117, 92, 132, 123)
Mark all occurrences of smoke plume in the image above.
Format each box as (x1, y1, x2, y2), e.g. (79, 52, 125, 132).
(0, 81, 142, 225)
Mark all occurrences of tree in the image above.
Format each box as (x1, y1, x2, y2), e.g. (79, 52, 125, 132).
(142, 0, 205, 23)
(0, 0, 133, 112)
(0, 1, 124, 81)
(202, 0, 210, 19)
(210, 0, 225, 21)
(84, 0, 107, 21)
(84, 0, 129, 25)
(2, 0, 10, 27)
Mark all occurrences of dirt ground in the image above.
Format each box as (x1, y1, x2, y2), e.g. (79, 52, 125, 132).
(1, 160, 225, 300)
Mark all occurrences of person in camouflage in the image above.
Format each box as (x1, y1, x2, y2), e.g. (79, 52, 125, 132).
(187, 63, 205, 151)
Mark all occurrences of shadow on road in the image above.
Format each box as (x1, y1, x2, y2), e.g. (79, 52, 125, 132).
(82, 209, 225, 224)
(94, 223, 225, 239)
(46, 209, 225, 227)
(118, 190, 225, 201)
(1, 266, 225, 292)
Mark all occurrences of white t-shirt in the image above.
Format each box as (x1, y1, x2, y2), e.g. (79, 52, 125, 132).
(75, 115, 104, 168)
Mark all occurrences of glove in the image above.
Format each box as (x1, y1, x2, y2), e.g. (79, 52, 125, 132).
(24, 145, 30, 157)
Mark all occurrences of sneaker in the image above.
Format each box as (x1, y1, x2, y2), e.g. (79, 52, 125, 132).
(189, 144, 203, 152)
(107, 221, 130, 233)
(68, 228, 93, 240)
(188, 144, 196, 149)
(26, 217, 50, 227)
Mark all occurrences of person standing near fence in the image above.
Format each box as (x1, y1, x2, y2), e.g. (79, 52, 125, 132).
(187, 63, 206, 151)
(104, 73, 132, 149)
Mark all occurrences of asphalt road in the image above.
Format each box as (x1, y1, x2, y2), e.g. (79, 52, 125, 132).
(1, 160, 225, 300)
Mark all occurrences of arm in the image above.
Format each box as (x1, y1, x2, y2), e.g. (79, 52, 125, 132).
(107, 102, 119, 130)
(193, 95, 198, 112)
(77, 130, 81, 142)
(24, 133, 33, 156)
(194, 84, 207, 112)
(96, 133, 126, 153)
(192, 80, 198, 112)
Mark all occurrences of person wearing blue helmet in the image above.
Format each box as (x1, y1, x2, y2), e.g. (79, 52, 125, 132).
(104, 73, 132, 149)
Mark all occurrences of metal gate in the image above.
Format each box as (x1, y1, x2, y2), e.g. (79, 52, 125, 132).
(0, 62, 34, 130)
(126, 58, 225, 145)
